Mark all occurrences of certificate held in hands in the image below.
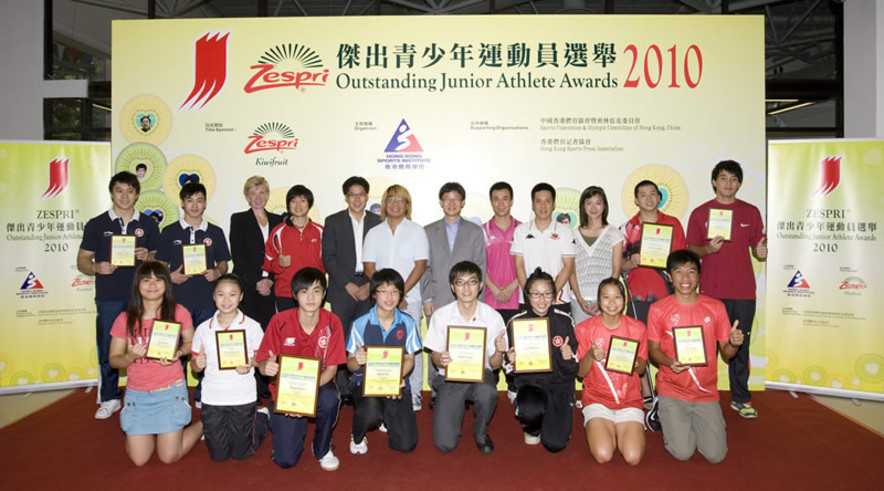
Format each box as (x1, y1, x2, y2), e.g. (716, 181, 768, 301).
(363, 346, 404, 397)
(510, 318, 551, 373)
(110, 235, 136, 267)
(707, 208, 733, 241)
(215, 330, 248, 370)
(673, 326, 707, 366)
(275, 355, 321, 417)
(605, 336, 640, 375)
(639, 223, 673, 269)
(445, 326, 487, 383)
(146, 321, 181, 360)
(182, 244, 207, 275)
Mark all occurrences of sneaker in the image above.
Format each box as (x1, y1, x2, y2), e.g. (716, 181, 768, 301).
(378, 423, 388, 434)
(94, 399, 121, 420)
(318, 450, 340, 471)
(507, 390, 517, 405)
(575, 400, 583, 409)
(412, 393, 422, 412)
(731, 401, 758, 419)
(257, 406, 270, 418)
(524, 432, 541, 445)
(194, 401, 202, 409)
(350, 435, 368, 455)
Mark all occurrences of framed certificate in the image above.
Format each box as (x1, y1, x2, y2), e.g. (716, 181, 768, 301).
(146, 321, 181, 361)
(275, 355, 321, 417)
(510, 318, 552, 373)
(673, 326, 707, 366)
(605, 336, 640, 375)
(707, 208, 733, 241)
(182, 244, 207, 275)
(445, 326, 487, 383)
(110, 235, 136, 267)
(363, 346, 405, 397)
(639, 223, 674, 269)
(215, 330, 248, 370)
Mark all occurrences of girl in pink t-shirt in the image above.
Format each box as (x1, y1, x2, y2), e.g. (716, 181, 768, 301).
(576, 278, 648, 466)
(109, 261, 202, 466)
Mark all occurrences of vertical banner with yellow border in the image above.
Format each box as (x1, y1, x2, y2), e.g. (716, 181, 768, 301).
(0, 141, 111, 392)
(112, 15, 766, 390)
(767, 139, 884, 399)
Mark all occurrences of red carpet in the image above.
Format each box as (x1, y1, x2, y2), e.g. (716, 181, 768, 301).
(1, 390, 880, 489)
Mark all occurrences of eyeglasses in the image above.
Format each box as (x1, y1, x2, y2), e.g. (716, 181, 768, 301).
(375, 288, 399, 297)
(453, 279, 480, 287)
(346, 192, 367, 199)
(385, 197, 407, 203)
(527, 291, 554, 300)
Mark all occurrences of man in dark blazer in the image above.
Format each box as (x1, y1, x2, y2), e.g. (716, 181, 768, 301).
(421, 182, 487, 317)
(322, 176, 382, 402)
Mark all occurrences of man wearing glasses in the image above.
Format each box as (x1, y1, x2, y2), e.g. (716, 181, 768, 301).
(423, 261, 507, 455)
(323, 176, 382, 404)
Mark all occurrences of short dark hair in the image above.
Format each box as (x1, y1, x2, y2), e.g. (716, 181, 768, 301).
(342, 176, 369, 196)
(666, 249, 701, 275)
(439, 182, 465, 201)
(448, 260, 483, 285)
(556, 213, 571, 224)
(290, 267, 327, 298)
(109, 171, 140, 195)
(712, 160, 743, 183)
(597, 277, 624, 300)
(633, 180, 660, 198)
(488, 181, 513, 200)
(135, 163, 148, 172)
(286, 184, 314, 209)
(214, 273, 243, 293)
(531, 182, 556, 202)
(179, 181, 207, 201)
(578, 186, 609, 227)
(140, 116, 150, 123)
(524, 267, 555, 300)
(370, 268, 405, 299)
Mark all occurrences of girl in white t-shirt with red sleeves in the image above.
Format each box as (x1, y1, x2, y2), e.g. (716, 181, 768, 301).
(575, 277, 648, 466)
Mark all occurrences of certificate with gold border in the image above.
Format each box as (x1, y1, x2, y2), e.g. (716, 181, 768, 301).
(275, 355, 320, 417)
(182, 244, 207, 275)
(707, 208, 733, 241)
(110, 235, 136, 267)
(511, 318, 551, 373)
(673, 326, 707, 366)
(639, 223, 673, 269)
(445, 326, 487, 383)
(215, 330, 248, 370)
(363, 346, 404, 397)
(146, 321, 181, 361)
(605, 336, 640, 375)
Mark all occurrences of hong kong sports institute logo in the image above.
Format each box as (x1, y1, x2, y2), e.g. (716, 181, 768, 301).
(812, 156, 841, 197)
(244, 44, 329, 93)
(180, 31, 230, 111)
(40, 158, 70, 200)
(377, 119, 430, 171)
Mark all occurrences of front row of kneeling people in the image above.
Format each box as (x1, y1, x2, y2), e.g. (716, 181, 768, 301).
(111, 249, 742, 468)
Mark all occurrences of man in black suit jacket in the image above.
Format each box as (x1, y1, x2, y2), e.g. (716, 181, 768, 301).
(322, 176, 382, 401)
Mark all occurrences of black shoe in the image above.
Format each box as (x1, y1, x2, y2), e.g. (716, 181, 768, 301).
(340, 395, 353, 407)
(476, 436, 494, 455)
(429, 396, 436, 410)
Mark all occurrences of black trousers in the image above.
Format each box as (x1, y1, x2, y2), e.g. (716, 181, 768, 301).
(515, 384, 575, 453)
(720, 298, 756, 404)
(351, 388, 418, 453)
(201, 402, 269, 462)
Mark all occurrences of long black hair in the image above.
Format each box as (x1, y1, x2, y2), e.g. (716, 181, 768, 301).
(125, 261, 177, 339)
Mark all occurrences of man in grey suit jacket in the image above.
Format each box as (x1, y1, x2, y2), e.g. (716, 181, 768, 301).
(421, 182, 487, 316)
(322, 176, 382, 402)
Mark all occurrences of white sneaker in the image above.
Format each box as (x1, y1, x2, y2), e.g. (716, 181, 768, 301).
(378, 423, 388, 433)
(507, 390, 517, 404)
(94, 399, 121, 420)
(412, 394, 422, 412)
(194, 401, 202, 409)
(350, 435, 368, 455)
(524, 432, 541, 445)
(257, 406, 270, 417)
(318, 450, 340, 471)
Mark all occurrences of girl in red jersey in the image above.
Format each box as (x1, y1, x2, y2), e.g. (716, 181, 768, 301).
(575, 277, 648, 465)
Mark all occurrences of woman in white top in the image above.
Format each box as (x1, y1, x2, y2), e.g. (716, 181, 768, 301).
(569, 186, 624, 325)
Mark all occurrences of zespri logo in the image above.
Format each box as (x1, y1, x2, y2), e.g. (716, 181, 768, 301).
(244, 44, 329, 93)
(245, 122, 299, 154)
